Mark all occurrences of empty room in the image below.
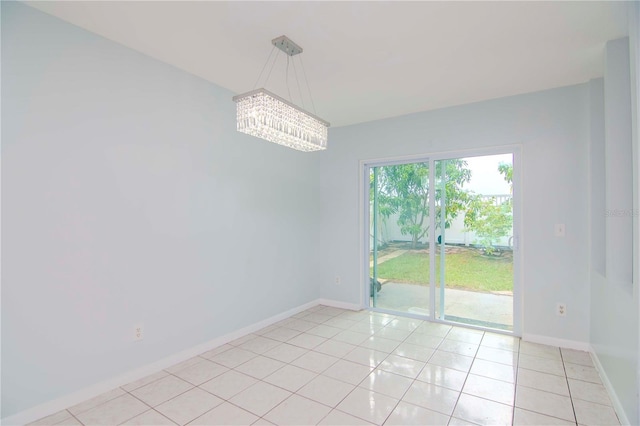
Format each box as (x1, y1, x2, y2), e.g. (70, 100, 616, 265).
(2, 1, 639, 425)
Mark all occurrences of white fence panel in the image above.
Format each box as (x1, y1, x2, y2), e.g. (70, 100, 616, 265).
(371, 194, 512, 249)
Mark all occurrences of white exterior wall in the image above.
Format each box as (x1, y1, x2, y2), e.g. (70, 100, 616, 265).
(378, 202, 512, 248)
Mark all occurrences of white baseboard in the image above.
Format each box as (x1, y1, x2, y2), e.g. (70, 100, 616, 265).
(316, 298, 362, 311)
(589, 345, 631, 426)
(521, 333, 591, 351)
(2, 299, 322, 425)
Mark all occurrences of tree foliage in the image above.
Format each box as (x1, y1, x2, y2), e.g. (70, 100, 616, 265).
(464, 161, 513, 255)
(464, 197, 512, 255)
(498, 162, 513, 185)
(373, 160, 472, 248)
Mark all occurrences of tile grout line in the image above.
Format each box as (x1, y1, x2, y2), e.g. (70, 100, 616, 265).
(511, 336, 521, 426)
(376, 324, 433, 426)
(559, 348, 580, 426)
(445, 325, 467, 426)
(447, 328, 485, 425)
(67, 410, 85, 426)
(124, 381, 188, 424)
(440, 327, 467, 426)
(148, 408, 177, 426)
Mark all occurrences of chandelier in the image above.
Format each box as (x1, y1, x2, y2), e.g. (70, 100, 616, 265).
(232, 36, 329, 152)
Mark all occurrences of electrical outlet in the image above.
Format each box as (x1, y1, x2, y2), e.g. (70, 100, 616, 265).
(134, 324, 144, 341)
(335, 276, 341, 285)
(556, 303, 567, 317)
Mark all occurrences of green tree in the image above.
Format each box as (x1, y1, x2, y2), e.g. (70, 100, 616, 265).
(373, 161, 472, 249)
(464, 197, 512, 255)
(464, 161, 513, 255)
(498, 162, 513, 186)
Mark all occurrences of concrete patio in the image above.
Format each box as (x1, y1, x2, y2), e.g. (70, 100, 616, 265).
(371, 282, 513, 330)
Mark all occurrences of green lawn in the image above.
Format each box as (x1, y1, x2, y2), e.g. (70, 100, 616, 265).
(373, 249, 513, 292)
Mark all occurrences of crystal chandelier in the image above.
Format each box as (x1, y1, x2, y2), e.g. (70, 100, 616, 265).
(233, 36, 329, 152)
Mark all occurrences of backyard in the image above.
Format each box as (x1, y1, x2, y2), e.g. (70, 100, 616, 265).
(372, 244, 513, 293)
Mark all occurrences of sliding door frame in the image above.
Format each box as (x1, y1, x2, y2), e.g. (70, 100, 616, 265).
(359, 145, 522, 336)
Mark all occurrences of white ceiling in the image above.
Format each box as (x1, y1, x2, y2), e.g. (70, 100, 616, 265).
(26, 1, 629, 127)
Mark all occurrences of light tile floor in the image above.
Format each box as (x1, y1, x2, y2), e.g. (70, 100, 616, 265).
(30, 306, 620, 426)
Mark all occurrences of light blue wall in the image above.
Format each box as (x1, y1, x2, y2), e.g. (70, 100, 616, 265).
(1, 2, 322, 417)
(605, 38, 633, 288)
(588, 23, 640, 426)
(318, 84, 591, 344)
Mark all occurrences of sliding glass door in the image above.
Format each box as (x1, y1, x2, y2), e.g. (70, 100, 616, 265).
(434, 154, 514, 330)
(366, 151, 518, 333)
(370, 162, 431, 316)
